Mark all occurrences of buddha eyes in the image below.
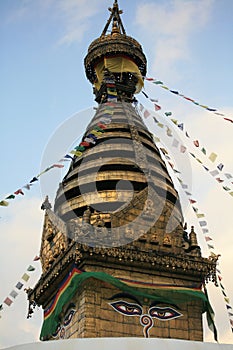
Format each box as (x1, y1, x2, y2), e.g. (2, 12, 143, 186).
(52, 323, 61, 338)
(110, 300, 182, 321)
(63, 309, 76, 326)
(149, 306, 182, 321)
(52, 308, 76, 338)
(110, 301, 142, 316)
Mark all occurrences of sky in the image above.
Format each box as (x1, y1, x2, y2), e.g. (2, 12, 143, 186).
(0, 0, 233, 348)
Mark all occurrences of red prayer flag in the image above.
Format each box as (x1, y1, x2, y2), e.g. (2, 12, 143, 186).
(52, 164, 64, 168)
(189, 199, 196, 204)
(154, 104, 161, 111)
(4, 297, 13, 306)
(33, 255, 40, 261)
(143, 110, 150, 118)
(14, 189, 24, 195)
(193, 140, 199, 147)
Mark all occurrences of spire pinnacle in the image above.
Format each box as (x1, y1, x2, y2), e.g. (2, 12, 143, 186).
(101, 0, 125, 36)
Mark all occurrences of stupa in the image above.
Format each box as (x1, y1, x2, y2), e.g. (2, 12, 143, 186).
(27, 0, 218, 342)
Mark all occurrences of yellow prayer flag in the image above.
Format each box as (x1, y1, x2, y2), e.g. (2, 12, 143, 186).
(157, 123, 164, 128)
(161, 86, 169, 90)
(91, 130, 102, 136)
(70, 150, 83, 157)
(0, 200, 9, 207)
(21, 273, 30, 282)
(229, 192, 233, 197)
(209, 152, 217, 162)
(224, 297, 230, 304)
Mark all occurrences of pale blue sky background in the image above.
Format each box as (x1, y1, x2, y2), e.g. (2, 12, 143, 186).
(0, 0, 233, 348)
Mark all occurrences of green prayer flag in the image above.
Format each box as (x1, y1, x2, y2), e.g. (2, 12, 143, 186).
(27, 265, 35, 272)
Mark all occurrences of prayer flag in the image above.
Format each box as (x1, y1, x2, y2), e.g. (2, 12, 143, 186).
(150, 98, 158, 102)
(33, 255, 40, 261)
(216, 178, 224, 183)
(172, 139, 179, 147)
(206, 108, 217, 112)
(64, 154, 74, 160)
(196, 213, 205, 218)
(16, 282, 23, 290)
(143, 110, 150, 118)
(189, 199, 196, 204)
(193, 140, 199, 147)
(5, 194, 15, 199)
(153, 80, 163, 85)
(201, 148, 207, 155)
(207, 244, 214, 249)
(224, 118, 233, 123)
(192, 207, 198, 213)
(80, 141, 90, 147)
(178, 123, 184, 130)
(170, 90, 179, 94)
(210, 170, 219, 177)
(217, 163, 224, 171)
(161, 86, 169, 90)
(185, 131, 190, 138)
(30, 177, 38, 183)
(23, 184, 32, 190)
(199, 221, 207, 227)
(84, 137, 96, 145)
(202, 229, 209, 233)
(224, 173, 233, 179)
(157, 123, 164, 128)
(181, 184, 188, 189)
(0, 200, 9, 206)
(145, 77, 154, 81)
(183, 96, 195, 102)
(180, 145, 187, 153)
(153, 117, 159, 123)
(165, 111, 172, 116)
(171, 119, 178, 125)
(52, 164, 64, 169)
(185, 191, 192, 196)
(209, 152, 217, 162)
(223, 186, 231, 191)
(205, 237, 213, 242)
(154, 104, 161, 111)
(224, 298, 230, 304)
(203, 166, 209, 171)
(27, 265, 35, 272)
(4, 297, 12, 307)
(14, 189, 24, 195)
(142, 91, 149, 98)
(70, 150, 83, 157)
(139, 103, 144, 112)
(22, 273, 30, 282)
(166, 127, 172, 137)
(10, 290, 18, 299)
(226, 305, 232, 310)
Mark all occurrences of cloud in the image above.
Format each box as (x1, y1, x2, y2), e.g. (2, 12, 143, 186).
(5, 0, 109, 46)
(135, 0, 214, 79)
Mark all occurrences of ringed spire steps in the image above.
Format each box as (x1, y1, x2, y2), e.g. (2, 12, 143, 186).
(84, 0, 147, 103)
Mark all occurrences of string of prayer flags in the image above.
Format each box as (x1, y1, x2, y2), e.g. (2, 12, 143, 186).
(153, 137, 233, 333)
(139, 101, 233, 197)
(0, 261, 38, 318)
(145, 77, 233, 123)
(0, 98, 116, 209)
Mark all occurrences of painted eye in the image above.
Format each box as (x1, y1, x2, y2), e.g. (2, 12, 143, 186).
(149, 306, 182, 321)
(110, 300, 142, 316)
(63, 309, 76, 326)
(52, 323, 61, 338)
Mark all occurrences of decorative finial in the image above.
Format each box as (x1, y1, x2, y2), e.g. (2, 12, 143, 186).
(41, 195, 52, 210)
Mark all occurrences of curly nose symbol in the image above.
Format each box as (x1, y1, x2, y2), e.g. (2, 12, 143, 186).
(140, 314, 154, 338)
